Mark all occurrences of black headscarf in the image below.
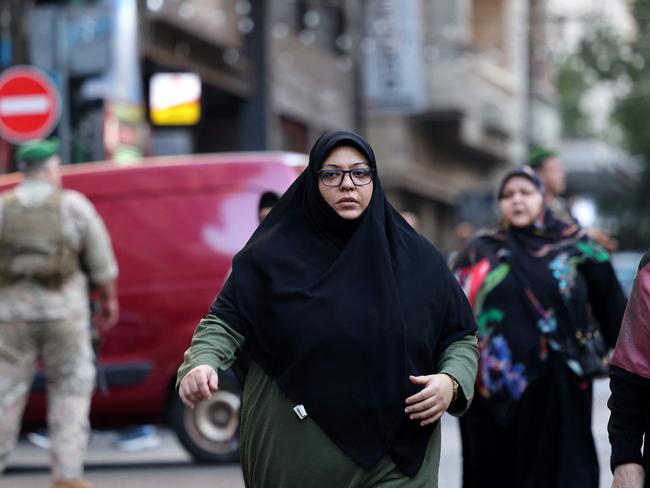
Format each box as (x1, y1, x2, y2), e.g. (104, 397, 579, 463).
(210, 131, 476, 476)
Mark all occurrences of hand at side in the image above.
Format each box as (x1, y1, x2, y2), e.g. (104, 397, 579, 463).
(179, 365, 219, 408)
(405, 374, 454, 427)
(612, 463, 645, 488)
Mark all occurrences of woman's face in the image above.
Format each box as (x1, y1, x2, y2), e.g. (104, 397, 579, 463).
(499, 176, 544, 228)
(318, 145, 374, 220)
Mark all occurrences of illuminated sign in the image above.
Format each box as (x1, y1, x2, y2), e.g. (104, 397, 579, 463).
(149, 73, 201, 125)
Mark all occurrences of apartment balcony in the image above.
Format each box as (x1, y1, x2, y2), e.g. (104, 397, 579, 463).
(139, 0, 251, 96)
(417, 52, 523, 164)
(270, 34, 355, 131)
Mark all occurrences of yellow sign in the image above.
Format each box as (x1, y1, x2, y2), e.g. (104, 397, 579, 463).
(149, 73, 201, 126)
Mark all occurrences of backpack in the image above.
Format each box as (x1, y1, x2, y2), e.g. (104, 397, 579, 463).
(0, 190, 79, 288)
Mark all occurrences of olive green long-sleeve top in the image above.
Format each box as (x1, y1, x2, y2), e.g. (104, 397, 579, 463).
(177, 314, 478, 488)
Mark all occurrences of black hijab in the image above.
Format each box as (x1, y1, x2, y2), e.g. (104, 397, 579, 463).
(210, 130, 476, 476)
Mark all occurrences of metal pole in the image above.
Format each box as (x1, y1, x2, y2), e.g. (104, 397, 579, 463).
(8, 0, 34, 65)
(238, 0, 268, 150)
(55, 8, 71, 163)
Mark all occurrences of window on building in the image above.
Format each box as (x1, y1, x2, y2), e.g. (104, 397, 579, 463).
(471, 0, 509, 67)
(279, 116, 309, 153)
(293, 0, 346, 54)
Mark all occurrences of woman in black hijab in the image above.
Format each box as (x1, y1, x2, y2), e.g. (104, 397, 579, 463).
(453, 167, 626, 488)
(177, 131, 478, 487)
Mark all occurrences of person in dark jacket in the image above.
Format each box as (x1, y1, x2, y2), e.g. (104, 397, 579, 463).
(454, 166, 626, 488)
(608, 250, 650, 488)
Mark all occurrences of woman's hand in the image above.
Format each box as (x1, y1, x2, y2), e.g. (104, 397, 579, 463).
(612, 463, 645, 488)
(405, 374, 454, 426)
(179, 365, 219, 408)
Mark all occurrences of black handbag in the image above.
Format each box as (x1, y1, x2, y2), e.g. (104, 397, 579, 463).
(570, 326, 610, 379)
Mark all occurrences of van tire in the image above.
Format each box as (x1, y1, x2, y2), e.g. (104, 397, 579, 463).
(169, 372, 242, 463)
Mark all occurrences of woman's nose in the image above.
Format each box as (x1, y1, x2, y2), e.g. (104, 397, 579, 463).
(340, 172, 355, 189)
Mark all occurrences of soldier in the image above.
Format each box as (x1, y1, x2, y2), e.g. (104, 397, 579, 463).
(528, 147, 619, 252)
(0, 139, 119, 488)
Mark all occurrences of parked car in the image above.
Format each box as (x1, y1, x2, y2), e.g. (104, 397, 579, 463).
(611, 250, 645, 298)
(0, 152, 305, 463)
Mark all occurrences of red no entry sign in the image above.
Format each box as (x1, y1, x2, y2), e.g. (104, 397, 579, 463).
(0, 66, 61, 144)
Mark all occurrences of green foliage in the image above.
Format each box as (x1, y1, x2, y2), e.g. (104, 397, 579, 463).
(553, 1, 650, 246)
(555, 56, 593, 137)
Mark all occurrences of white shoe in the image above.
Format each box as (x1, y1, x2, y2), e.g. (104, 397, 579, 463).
(115, 425, 161, 451)
(27, 430, 51, 449)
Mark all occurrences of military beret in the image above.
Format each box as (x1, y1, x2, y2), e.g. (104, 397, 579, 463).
(15, 138, 60, 170)
(527, 146, 556, 169)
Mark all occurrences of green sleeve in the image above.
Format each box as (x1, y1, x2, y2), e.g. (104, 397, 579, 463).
(436, 333, 479, 417)
(176, 314, 246, 389)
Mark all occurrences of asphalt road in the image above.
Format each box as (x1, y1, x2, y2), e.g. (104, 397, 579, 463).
(3, 379, 615, 487)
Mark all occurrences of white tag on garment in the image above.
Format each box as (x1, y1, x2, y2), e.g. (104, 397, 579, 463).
(293, 404, 308, 420)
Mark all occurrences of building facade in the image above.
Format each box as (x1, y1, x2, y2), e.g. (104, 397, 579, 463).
(361, 0, 559, 248)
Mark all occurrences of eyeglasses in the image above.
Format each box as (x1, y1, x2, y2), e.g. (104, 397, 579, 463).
(317, 167, 375, 187)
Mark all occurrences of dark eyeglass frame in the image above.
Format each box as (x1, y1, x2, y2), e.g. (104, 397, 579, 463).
(317, 168, 375, 187)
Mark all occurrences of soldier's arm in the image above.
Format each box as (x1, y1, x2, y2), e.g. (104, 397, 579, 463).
(67, 192, 119, 329)
(94, 278, 118, 330)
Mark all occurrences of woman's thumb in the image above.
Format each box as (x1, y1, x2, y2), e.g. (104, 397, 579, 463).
(208, 370, 219, 391)
(409, 375, 428, 384)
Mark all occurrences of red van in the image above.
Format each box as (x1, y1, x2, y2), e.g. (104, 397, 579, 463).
(0, 152, 305, 462)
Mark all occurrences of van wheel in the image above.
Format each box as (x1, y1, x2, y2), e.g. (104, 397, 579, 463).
(169, 374, 241, 463)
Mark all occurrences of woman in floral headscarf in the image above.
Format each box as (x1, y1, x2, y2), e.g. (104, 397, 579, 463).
(453, 166, 626, 488)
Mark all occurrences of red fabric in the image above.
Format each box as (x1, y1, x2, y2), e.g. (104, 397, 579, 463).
(611, 259, 650, 379)
(456, 258, 491, 309)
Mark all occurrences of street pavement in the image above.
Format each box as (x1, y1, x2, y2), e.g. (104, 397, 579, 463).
(3, 379, 614, 487)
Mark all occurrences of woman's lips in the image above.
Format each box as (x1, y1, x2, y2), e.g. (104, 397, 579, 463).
(337, 200, 358, 209)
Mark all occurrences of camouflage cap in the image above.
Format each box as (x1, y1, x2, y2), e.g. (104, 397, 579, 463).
(15, 138, 60, 171)
(527, 146, 556, 169)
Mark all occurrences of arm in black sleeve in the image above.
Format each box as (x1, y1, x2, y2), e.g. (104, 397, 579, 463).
(608, 366, 650, 471)
(433, 267, 478, 358)
(579, 259, 627, 348)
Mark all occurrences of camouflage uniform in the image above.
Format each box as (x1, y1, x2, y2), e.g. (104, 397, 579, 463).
(0, 179, 118, 480)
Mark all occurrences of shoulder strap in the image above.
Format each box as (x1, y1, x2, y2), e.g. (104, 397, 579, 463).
(500, 242, 556, 322)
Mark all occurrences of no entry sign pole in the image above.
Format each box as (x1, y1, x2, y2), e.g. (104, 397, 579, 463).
(0, 66, 62, 145)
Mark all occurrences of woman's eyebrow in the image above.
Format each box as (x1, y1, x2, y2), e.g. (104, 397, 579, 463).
(321, 161, 369, 168)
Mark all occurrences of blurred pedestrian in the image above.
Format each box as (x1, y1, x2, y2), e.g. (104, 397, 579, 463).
(221, 190, 281, 289)
(447, 221, 477, 268)
(608, 250, 650, 488)
(258, 191, 280, 223)
(0, 139, 119, 488)
(529, 147, 618, 252)
(177, 131, 479, 487)
(453, 166, 626, 488)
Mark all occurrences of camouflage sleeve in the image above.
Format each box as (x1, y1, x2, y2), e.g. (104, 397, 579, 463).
(64, 191, 118, 285)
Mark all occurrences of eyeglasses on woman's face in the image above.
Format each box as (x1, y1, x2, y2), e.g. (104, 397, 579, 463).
(317, 146, 374, 220)
(317, 167, 375, 187)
